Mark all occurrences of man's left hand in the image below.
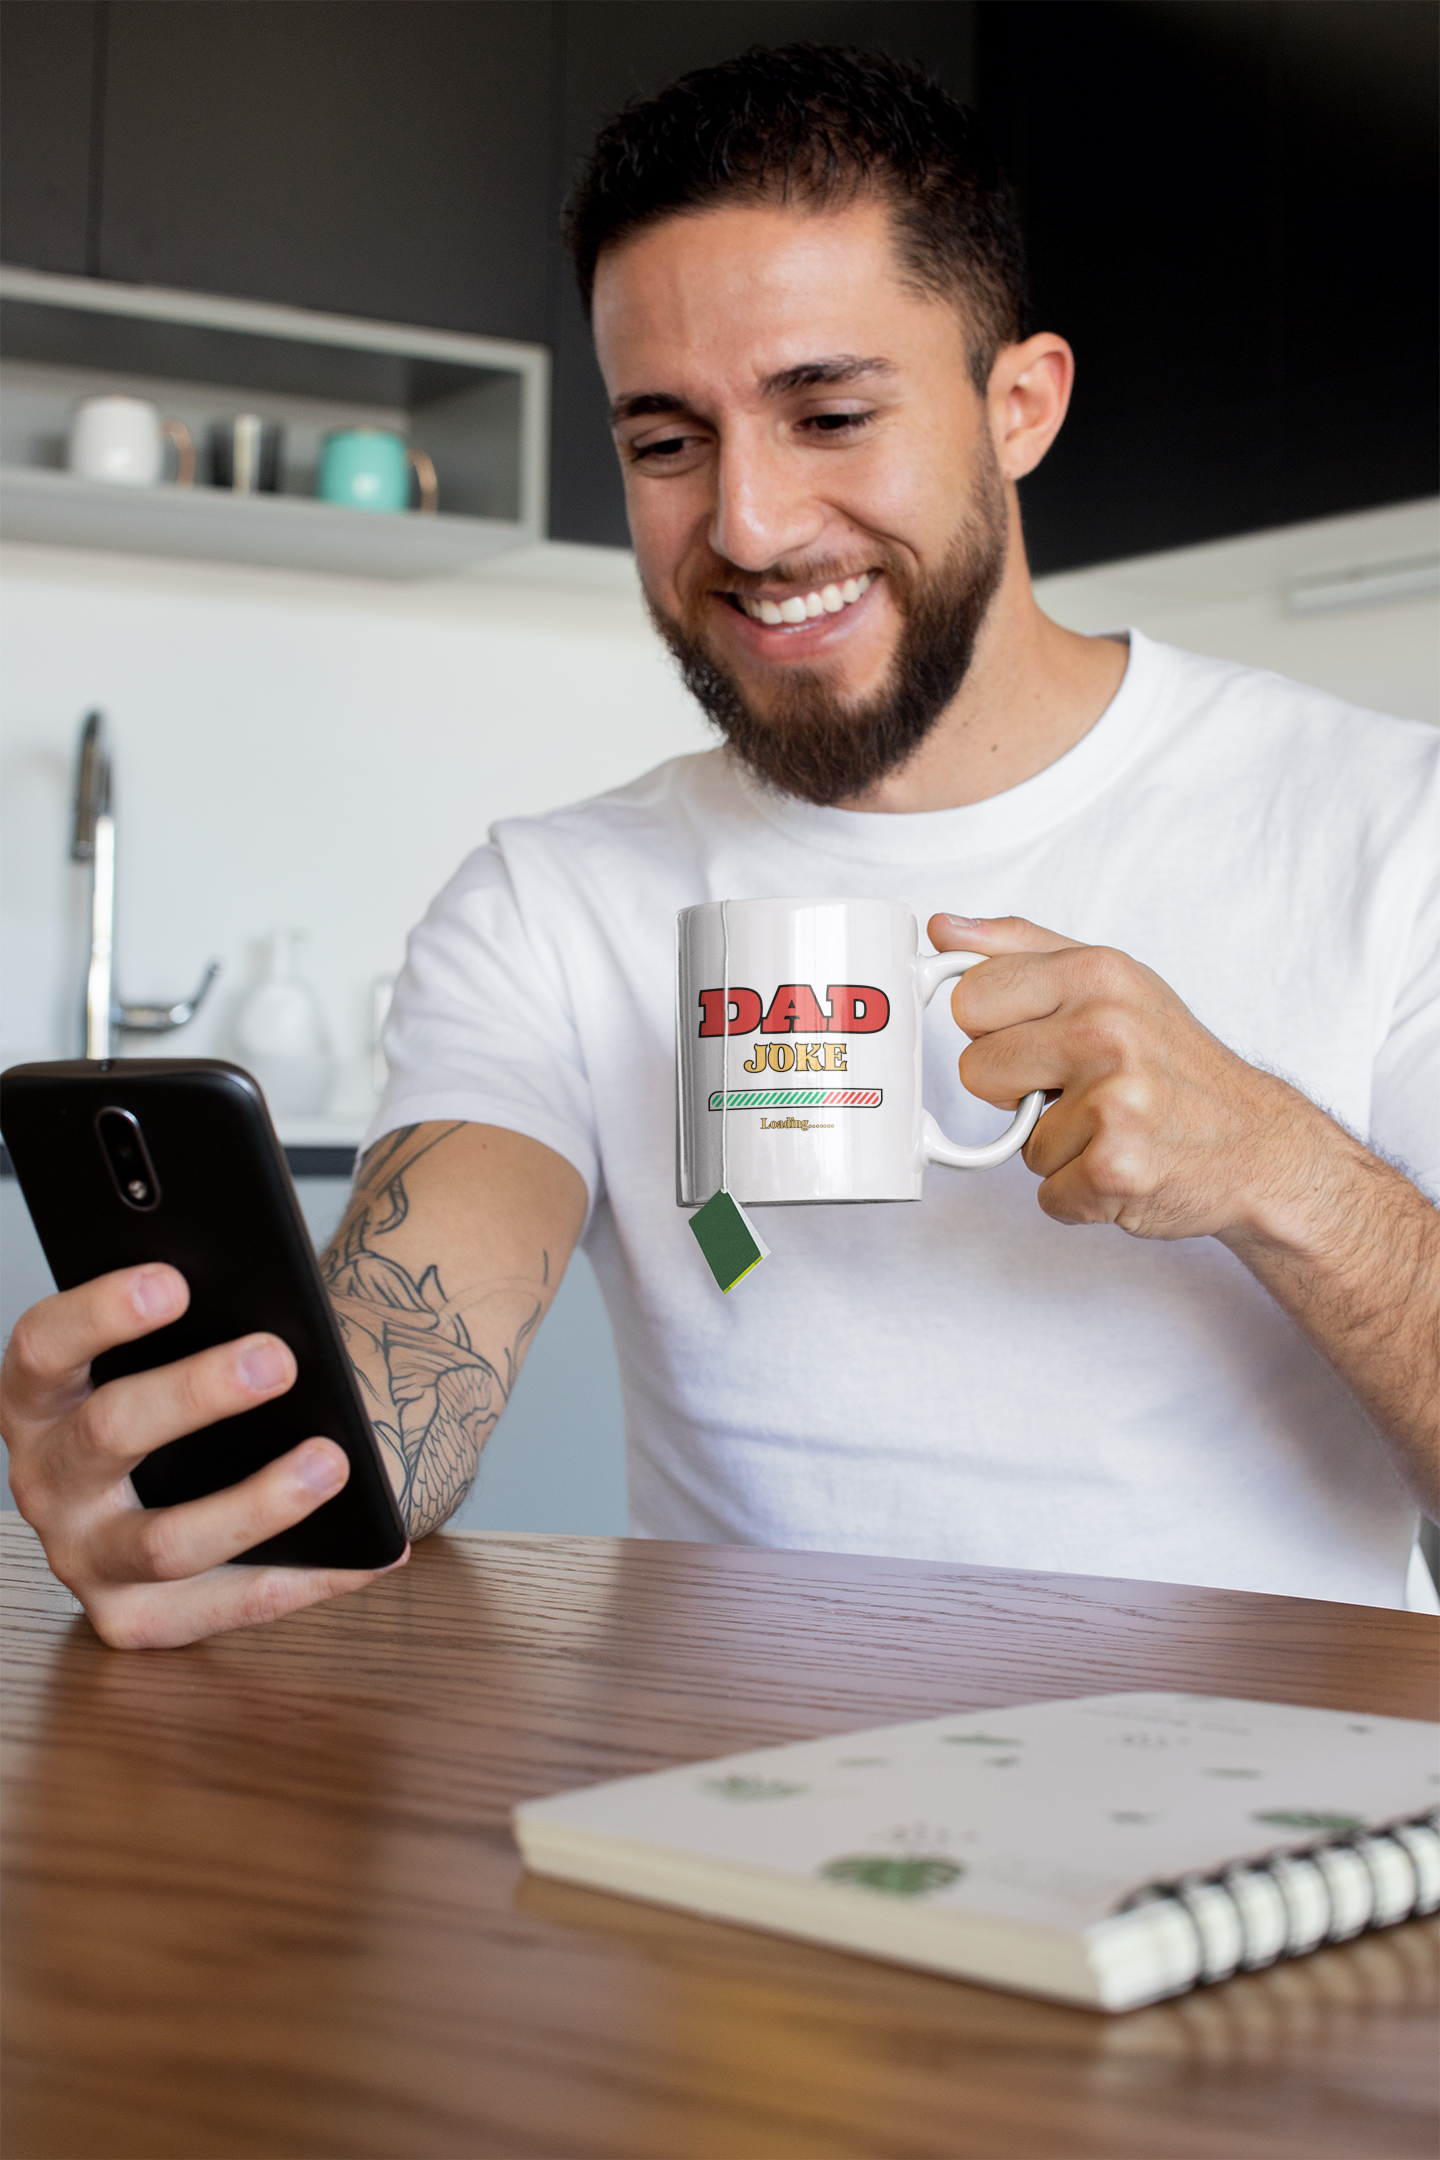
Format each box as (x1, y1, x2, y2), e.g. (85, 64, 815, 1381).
(929, 911, 1330, 1245)
(929, 911, 1440, 1512)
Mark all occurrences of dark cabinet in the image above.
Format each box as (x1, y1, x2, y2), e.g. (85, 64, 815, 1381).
(980, 0, 1439, 572)
(96, 1, 555, 343)
(1269, 1, 1438, 525)
(2, 3, 556, 338)
(2, 1, 1435, 565)
(0, 0, 99, 275)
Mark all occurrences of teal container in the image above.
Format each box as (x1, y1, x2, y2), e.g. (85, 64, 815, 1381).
(318, 428, 412, 513)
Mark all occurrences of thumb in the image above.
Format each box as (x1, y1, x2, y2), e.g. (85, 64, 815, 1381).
(928, 912, 1083, 956)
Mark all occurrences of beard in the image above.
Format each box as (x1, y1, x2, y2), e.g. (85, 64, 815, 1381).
(643, 461, 1009, 808)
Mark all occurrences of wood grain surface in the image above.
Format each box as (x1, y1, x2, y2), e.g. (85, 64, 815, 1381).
(3, 1514, 1436, 2160)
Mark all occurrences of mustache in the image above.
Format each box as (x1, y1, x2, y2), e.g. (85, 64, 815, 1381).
(685, 552, 891, 605)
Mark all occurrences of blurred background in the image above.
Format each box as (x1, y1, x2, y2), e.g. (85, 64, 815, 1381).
(1, 1, 1436, 1540)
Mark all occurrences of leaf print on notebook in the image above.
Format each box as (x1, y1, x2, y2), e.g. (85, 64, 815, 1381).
(1252, 1810, 1365, 1833)
(703, 1776, 807, 1802)
(819, 1855, 963, 1897)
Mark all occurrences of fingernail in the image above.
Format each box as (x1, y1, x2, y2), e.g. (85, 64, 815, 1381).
(133, 1266, 182, 1319)
(942, 915, 987, 931)
(294, 1442, 347, 1497)
(239, 1339, 290, 1393)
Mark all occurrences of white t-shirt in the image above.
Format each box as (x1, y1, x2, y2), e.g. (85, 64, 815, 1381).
(368, 632, 1439, 1607)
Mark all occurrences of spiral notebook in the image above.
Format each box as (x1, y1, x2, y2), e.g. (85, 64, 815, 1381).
(513, 1693, 1440, 2011)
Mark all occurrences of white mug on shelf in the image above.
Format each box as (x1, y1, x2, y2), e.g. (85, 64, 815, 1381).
(675, 896, 1046, 1206)
(68, 396, 195, 488)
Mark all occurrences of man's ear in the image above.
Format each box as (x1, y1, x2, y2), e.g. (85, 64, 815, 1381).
(987, 333, 1075, 482)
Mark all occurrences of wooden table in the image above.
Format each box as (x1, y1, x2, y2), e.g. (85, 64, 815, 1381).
(3, 1515, 1437, 2160)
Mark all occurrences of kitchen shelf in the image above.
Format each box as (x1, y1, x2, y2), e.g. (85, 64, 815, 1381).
(0, 266, 549, 579)
(2, 465, 536, 579)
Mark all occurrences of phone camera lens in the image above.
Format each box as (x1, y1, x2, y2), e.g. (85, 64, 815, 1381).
(95, 1106, 162, 1211)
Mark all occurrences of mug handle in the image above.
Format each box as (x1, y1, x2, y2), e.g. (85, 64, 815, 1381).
(912, 949, 1046, 1171)
(161, 417, 195, 488)
(408, 447, 438, 515)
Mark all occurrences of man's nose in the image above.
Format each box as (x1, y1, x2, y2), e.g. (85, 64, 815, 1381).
(709, 436, 827, 573)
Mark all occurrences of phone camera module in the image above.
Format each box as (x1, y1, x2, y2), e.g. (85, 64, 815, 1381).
(96, 1107, 162, 1212)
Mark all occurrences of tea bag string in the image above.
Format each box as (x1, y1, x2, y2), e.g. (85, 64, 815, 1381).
(721, 896, 731, 1196)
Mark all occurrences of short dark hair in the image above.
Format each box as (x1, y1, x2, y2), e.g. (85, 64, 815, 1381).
(564, 44, 1029, 394)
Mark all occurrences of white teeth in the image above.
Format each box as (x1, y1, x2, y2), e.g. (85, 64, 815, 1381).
(739, 572, 877, 625)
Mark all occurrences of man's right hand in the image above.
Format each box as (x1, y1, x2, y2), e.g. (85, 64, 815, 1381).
(1, 1262, 405, 1649)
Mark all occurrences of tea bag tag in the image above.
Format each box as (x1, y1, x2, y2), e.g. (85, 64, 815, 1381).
(689, 1188, 770, 1294)
(692, 897, 770, 1291)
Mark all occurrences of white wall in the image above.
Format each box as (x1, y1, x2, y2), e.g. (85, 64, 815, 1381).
(0, 540, 708, 1124)
(1034, 496, 1439, 728)
(3, 496, 1435, 1133)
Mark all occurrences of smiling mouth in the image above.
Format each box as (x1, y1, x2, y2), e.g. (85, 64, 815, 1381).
(723, 571, 877, 626)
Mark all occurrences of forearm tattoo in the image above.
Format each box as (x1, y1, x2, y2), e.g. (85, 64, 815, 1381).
(320, 1125, 546, 1539)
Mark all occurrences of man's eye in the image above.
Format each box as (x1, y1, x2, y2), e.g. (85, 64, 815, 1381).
(803, 410, 876, 436)
(629, 435, 693, 463)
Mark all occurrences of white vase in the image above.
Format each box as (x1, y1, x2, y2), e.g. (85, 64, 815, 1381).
(235, 931, 334, 1119)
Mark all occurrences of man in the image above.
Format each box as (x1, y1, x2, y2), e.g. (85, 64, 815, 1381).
(3, 48, 1437, 1648)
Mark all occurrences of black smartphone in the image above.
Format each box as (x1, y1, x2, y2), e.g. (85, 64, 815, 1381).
(0, 1058, 407, 1569)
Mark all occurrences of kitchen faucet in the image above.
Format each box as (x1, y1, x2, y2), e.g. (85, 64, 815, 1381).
(71, 710, 218, 1059)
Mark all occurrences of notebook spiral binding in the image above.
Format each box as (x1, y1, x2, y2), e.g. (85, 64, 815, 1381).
(1118, 1808, 1440, 1989)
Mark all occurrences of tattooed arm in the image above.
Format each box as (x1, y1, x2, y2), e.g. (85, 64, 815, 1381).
(320, 1123, 589, 1539)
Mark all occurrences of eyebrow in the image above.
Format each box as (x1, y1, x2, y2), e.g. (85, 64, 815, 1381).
(609, 391, 687, 424)
(760, 355, 896, 397)
(609, 355, 896, 427)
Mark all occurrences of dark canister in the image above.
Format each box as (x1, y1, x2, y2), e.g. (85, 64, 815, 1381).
(208, 414, 283, 494)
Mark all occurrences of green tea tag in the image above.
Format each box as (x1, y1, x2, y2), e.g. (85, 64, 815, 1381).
(689, 1188, 771, 1293)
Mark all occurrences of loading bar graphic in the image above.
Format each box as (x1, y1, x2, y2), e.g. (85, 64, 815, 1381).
(707, 1088, 883, 1110)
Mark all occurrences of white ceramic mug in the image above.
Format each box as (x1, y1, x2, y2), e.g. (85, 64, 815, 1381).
(68, 396, 195, 487)
(676, 897, 1046, 1205)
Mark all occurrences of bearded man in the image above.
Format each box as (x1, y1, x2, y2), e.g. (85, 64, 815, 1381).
(4, 47, 1437, 1647)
